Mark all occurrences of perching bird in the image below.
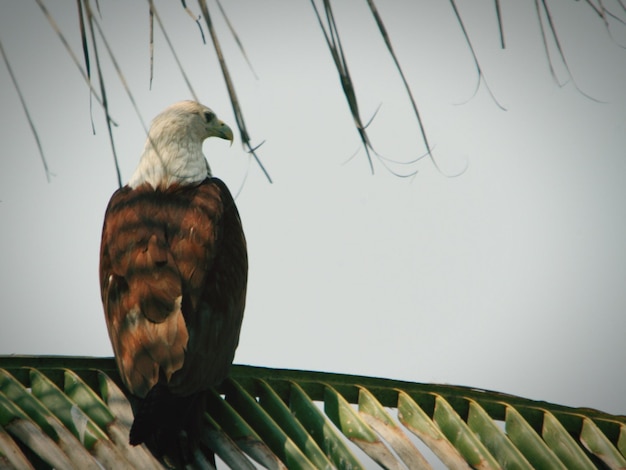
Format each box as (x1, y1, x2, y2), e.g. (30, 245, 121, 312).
(99, 101, 247, 466)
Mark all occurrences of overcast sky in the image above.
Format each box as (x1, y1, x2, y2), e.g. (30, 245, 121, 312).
(1, 0, 625, 418)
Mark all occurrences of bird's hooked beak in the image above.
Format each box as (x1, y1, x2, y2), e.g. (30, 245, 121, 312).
(215, 120, 234, 147)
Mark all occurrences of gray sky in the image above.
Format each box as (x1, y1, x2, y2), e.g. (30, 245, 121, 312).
(1, 0, 625, 417)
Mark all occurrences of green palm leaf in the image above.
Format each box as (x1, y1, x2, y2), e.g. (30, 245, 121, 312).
(0, 356, 624, 469)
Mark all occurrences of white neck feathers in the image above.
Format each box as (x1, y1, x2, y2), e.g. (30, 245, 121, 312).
(128, 136, 210, 189)
(126, 101, 231, 189)
(128, 105, 212, 189)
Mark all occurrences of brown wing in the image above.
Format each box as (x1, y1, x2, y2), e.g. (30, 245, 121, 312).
(99, 178, 247, 398)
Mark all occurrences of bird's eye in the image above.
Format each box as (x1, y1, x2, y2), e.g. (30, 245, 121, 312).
(204, 111, 215, 122)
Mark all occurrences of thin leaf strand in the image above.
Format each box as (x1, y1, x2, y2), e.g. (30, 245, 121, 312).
(215, 0, 259, 80)
(366, 0, 450, 175)
(83, 0, 122, 188)
(495, 0, 505, 48)
(148, 0, 154, 89)
(86, 3, 154, 138)
(34, 0, 116, 124)
(0, 36, 51, 182)
(35, 0, 117, 126)
(539, 0, 605, 102)
(197, 0, 272, 183)
(76, 0, 96, 134)
(311, 0, 376, 174)
(181, 0, 206, 44)
(534, 0, 565, 86)
(449, 0, 507, 111)
(150, 2, 199, 101)
(582, 0, 626, 47)
(88, 1, 195, 189)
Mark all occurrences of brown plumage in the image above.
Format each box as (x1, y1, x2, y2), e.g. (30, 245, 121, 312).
(99, 101, 246, 466)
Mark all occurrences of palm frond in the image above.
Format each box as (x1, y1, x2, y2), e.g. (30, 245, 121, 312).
(13, 2, 626, 183)
(1, 356, 624, 468)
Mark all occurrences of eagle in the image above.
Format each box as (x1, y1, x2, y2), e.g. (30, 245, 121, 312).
(99, 101, 247, 465)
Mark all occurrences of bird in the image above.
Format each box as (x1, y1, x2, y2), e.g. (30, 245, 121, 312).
(99, 100, 247, 466)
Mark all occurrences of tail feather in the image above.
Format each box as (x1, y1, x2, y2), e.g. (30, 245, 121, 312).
(129, 384, 207, 467)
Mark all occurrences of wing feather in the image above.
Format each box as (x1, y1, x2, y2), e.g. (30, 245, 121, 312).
(99, 178, 246, 398)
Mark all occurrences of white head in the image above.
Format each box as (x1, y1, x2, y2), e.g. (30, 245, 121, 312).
(128, 101, 234, 189)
